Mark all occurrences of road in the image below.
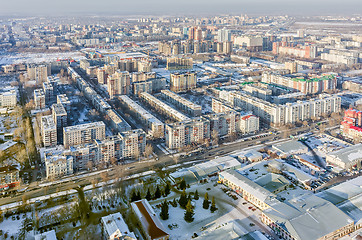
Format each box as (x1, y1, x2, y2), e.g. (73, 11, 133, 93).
(0, 122, 317, 208)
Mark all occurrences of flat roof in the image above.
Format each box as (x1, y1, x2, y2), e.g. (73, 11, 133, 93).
(63, 121, 105, 132)
(327, 144, 362, 164)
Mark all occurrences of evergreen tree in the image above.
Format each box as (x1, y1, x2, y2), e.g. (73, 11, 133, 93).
(130, 191, 138, 202)
(179, 178, 186, 190)
(203, 192, 209, 209)
(187, 192, 192, 202)
(210, 196, 217, 213)
(184, 200, 194, 223)
(178, 189, 188, 208)
(154, 185, 161, 199)
(172, 198, 178, 207)
(164, 182, 171, 196)
(160, 200, 169, 220)
(194, 190, 199, 200)
(136, 191, 141, 201)
(145, 188, 152, 201)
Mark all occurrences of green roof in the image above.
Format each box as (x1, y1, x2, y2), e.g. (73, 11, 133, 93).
(292, 74, 336, 82)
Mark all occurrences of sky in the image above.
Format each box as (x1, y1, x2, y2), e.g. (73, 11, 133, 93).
(1, 0, 362, 16)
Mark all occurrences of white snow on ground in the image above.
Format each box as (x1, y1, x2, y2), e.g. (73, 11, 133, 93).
(0, 51, 86, 65)
(0, 212, 31, 237)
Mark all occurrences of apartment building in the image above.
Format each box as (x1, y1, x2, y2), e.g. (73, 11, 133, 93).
(107, 71, 131, 98)
(0, 90, 17, 108)
(211, 98, 241, 113)
(132, 72, 157, 82)
(240, 114, 260, 134)
(219, 90, 341, 126)
(0, 166, 20, 190)
(160, 90, 202, 117)
(106, 109, 131, 133)
(119, 95, 164, 138)
(204, 111, 239, 137)
(133, 77, 166, 96)
(57, 94, 71, 113)
(341, 108, 362, 142)
(140, 92, 190, 122)
(41, 115, 57, 147)
(165, 118, 210, 150)
(34, 89, 45, 110)
(262, 72, 337, 95)
(272, 42, 317, 59)
(119, 129, 146, 159)
(170, 72, 197, 92)
(44, 152, 74, 179)
(63, 121, 106, 148)
(42, 82, 54, 104)
(52, 103, 67, 131)
(166, 57, 193, 70)
(27, 64, 51, 83)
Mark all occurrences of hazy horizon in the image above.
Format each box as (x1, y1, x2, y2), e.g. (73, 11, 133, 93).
(1, 0, 362, 16)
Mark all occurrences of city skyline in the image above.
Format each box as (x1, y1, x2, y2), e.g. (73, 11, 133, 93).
(1, 0, 362, 16)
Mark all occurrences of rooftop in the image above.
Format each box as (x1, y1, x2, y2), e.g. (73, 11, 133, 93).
(63, 121, 105, 133)
(327, 144, 362, 164)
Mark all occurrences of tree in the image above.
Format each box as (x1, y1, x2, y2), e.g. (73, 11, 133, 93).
(144, 144, 153, 158)
(210, 196, 217, 212)
(164, 182, 171, 196)
(87, 161, 94, 171)
(178, 189, 188, 209)
(302, 120, 308, 128)
(184, 200, 194, 223)
(100, 172, 109, 183)
(203, 193, 209, 209)
(172, 198, 178, 207)
(110, 157, 117, 166)
(146, 188, 152, 201)
(160, 200, 169, 220)
(179, 178, 186, 190)
(130, 191, 140, 202)
(194, 190, 199, 200)
(154, 185, 161, 199)
(212, 129, 219, 145)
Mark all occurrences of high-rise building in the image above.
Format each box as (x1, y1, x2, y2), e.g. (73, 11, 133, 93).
(34, 89, 45, 110)
(165, 118, 210, 150)
(52, 103, 68, 131)
(107, 71, 131, 98)
(41, 115, 57, 147)
(0, 90, 17, 108)
(27, 64, 51, 83)
(217, 28, 231, 42)
(63, 121, 106, 149)
(170, 72, 197, 92)
(285, 62, 298, 74)
(166, 57, 193, 70)
(44, 152, 73, 179)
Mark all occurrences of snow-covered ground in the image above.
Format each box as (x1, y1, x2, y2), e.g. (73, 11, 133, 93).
(0, 51, 85, 65)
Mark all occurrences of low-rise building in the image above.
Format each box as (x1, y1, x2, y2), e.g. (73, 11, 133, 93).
(101, 212, 136, 240)
(131, 199, 169, 240)
(326, 144, 362, 170)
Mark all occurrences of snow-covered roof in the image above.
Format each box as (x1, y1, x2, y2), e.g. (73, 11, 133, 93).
(327, 144, 362, 164)
(101, 212, 136, 239)
(34, 230, 57, 240)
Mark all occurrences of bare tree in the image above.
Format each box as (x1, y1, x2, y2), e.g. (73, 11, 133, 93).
(144, 144, 153, 159)
(212, 129, 219, 145)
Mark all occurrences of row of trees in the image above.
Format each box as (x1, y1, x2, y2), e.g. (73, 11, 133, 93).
(130, 182, 172, 202)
